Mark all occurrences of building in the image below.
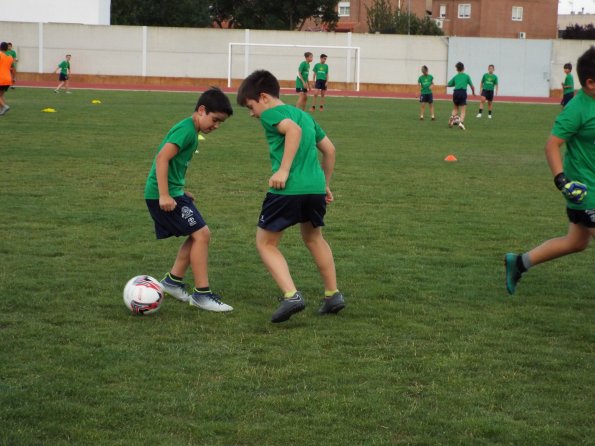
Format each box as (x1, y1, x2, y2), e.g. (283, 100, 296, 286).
(336, 0, 558, 39)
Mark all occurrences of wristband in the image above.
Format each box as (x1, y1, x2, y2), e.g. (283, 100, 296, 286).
(554, 172, 568, 190)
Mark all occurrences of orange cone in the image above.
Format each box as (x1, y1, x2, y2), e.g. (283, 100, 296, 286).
(444, 154, 458, 162)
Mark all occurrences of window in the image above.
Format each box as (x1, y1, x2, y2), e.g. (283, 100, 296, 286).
(458, 4, 471, 18)
(439, 5, 447, 18)
(512, 6, 523, 21)
(338, 1, 350, 17)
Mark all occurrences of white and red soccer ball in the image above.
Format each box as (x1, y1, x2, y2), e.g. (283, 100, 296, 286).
(123, 275, 164, 315)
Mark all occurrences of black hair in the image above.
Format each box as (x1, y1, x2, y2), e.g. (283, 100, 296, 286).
(421, 65, 428, 73)
(236, 70, 280, 106)
(195, 87, 233, 116)
(563, 62, 572, 71)
(488, 64, 495, 69)
(455, 62, 464, 71)
(0, 42, 7, 51)
(576, 46, 595, 87)
(320, 54, 327, 58)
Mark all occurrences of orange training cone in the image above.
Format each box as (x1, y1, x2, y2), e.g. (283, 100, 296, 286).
(444, 154, 458, 162)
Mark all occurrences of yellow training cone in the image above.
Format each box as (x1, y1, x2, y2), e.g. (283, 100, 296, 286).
(91, 99, 102, 104)
(42, 108, 56, 113)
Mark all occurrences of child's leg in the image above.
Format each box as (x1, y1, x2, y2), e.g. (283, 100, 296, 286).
(460, 105, 467, 122)
(320, 89, 326, 108)
(170, 227, 211, 288)
(256, 227, 296, 293)
(420, 102, 425, 118)
(526, 223, 591, 267)
(311, 91, 318, 110)
(300, 223, 337, 292)
(430, 102, 435, 118)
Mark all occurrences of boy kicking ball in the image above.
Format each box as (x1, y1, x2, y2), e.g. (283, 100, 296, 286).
(505, 46, 595, 295)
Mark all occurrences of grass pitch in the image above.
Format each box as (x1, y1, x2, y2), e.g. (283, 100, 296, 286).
(0, 88, 593, 445)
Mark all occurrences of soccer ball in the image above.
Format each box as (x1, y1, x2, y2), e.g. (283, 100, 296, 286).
(123, 275, 164, 315)
(452, 115, 461, 125)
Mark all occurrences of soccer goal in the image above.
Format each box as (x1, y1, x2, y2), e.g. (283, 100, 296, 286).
(227, 42, 361, 91)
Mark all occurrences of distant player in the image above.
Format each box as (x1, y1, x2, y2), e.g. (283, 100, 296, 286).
(237, 69, 345, 323)
(476, 64, 498, 119)
(6, 42, 17, 89)
(447, 61, 475, 130)
(311, 54, 329, 112)
(0, 42, 13, 116)
(561, 62, 575, 107)
(296, 52, 313, 111)
(418, 65, 435, 121)
(54, 54, 71, 93)
(504, 46, 595, 295)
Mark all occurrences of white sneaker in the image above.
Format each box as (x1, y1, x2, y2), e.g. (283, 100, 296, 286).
(488, 115, 492, 119)
(458, 122, 466, 130)
(160, 280, 192, 302)
(476, 113, 482, 118)
(0, 105, 9, 116)
(190, 292, 233, 312)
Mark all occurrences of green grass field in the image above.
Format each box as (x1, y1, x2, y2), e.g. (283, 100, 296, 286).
(0, 88, 593, 445)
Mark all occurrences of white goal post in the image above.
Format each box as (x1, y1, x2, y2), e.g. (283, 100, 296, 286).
(227, 42, 361, 91)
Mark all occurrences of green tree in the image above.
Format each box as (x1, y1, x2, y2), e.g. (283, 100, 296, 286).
(111, 0, 211, 27)
(366, 0, 395, 33)
(366, 0, 443, 35)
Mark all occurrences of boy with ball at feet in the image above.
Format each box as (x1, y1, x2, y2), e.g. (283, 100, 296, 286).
(505, 46, 595, 295)
(237, 70, 345, 323)
(145, 87, 234, 312)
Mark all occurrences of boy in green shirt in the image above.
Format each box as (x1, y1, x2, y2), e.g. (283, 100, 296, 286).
(6, 42, 17, 88)
(54, 54, 71, 93)
(418, 65, 435, 121)
(476, 64, 498, 119)
(145, 88, 234, 312)
(561, 62, 575, 106)
(237, 70, 345, 323)
(447, 61, 475, 130)
(505, 46, 595, 295)
(296, 52, 313, 111)
(311, 54, 329, 112)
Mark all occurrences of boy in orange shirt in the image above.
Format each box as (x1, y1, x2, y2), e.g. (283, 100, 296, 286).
(0, 42, 14, 116)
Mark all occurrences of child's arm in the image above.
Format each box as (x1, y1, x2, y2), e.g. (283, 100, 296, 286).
(269, 119, 301, 189)
(545, 135, 565, 176)
(545, 134, 587, 203)
(316, 136, 336, 203)
(155, 143, 179, 211)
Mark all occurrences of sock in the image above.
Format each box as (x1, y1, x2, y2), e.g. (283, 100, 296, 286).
(520, 253, 533, 272)
(478, 109, 482, 114)
(488, 110, 492, 116)
(194, 286, 211, 294)
(165, 272, 183, 283)
(325, 289, 339, 298)
(284, 290, 298, 299)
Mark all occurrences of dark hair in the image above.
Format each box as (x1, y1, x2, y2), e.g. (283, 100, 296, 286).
(0, 42, 7, 51)
(488, 64, 495, 69)
(455, 62, 464, 71)
(320, 54, 327, 58)
(563, 62, 572, 71)
(195, 87, 233, 116)
(237, 70, 280, 106)
(576, 46, 595, 87)
(421, 65, 428, 73)
(304, 52, 313, 58)
(7, 42, 12, 46)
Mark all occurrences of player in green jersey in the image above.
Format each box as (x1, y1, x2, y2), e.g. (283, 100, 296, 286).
(476, 64, 498, 119)
(237, 69, 345, 323)
(505, 46, 595, 295)
(561, 62, 575, 106)
(311, 54, 329, 112)
(6, 43, 17, 88)
(447, 61, 475, 130)
(145, 88, 235, 312)
(54, 54, 71, 93)
(296, 52, 313, 111)
(418, 65, 435, 121)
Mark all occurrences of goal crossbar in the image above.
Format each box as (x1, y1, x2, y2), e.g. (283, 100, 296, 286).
(228, 42, 361, 91)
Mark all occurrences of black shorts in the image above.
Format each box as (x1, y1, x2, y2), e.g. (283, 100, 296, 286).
(296, 87, 308, 93)
(59, 73, 69, 81)
(481, 90, 494, 102)
(146, 194, 207, 239)
(0, 85, 8, 92)
(315, 79, 327, 90)
(453, 89, 467, 106)
(258, 193, 327, 232)
(419, 93, 433, 104)
(561, 92, 574, 106)
(567, 207, 595, 228)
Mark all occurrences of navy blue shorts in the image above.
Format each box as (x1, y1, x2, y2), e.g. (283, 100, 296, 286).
(59, 73, 69, 81)
(567, 207, 595, 228)
(453, 89, 467, 106)
(296, 87, 308, 93)
(315, 79, 327, 90)
(146, 194, 207, 239)
(258, 193, 327, 232)
(419, 93, 433, 103)
(481, 90, 494, 102)
(0, 85, 8, 92)
(561, 92, 574, 106)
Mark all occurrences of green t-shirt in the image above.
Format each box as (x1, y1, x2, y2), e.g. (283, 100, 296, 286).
(481, 73, 498, 91)
(260, 105, 327, 195)
(59, 60, 70, 75)
(563, 73, 574, 93)
(551, 89, 595, 210)
(447, 72, 474, 90)
(418, 74, 433, 94)
(296, 61, 310, 89)
(6, 49, 16, 66)
(144, 117, 198, 199)
(313, 63, 329, 81)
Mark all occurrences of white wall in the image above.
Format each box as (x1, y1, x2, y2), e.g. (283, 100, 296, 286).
(0, 0, 110, 25)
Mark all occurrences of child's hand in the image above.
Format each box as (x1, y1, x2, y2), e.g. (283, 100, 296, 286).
(159, 195, 177, 211)
(554, 173, 588, 204)
(269, 169, 289, 189)
(325, 187, 334, 204)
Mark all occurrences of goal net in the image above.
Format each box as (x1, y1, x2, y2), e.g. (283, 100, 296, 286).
(227, 42, 361, 91)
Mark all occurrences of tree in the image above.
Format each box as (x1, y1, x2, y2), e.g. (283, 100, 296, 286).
(366, 0, 443, 35)
(562, 23, 595, 39)
(111, 0, 211, 27)
(366, 0, 395, 33)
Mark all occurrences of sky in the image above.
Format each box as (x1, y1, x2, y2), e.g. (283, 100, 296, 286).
(558, 0, 595, 14)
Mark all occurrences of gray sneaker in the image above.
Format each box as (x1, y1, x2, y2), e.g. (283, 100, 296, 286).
(0, 105, 10, 116)
(190, 292, 233, 312)
(160, 278, 191, 302)
(319, 292, 345, 315)
(271, 292, 305, 323)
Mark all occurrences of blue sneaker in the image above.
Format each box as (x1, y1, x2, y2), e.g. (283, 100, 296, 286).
(504, 253, 522, 295)
(271, 292, 305, 323)
(318, 292, 345, 315)
(160, 275, 191, 302)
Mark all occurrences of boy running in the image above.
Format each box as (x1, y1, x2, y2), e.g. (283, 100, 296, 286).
(476, 64, 498, 119)
(237, 70, 345, 323)
(561, 62, 575, 107)
(505, 46, 595, 295)
(447, 61, 475, 130)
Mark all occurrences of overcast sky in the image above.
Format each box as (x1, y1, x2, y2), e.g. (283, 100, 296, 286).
(558, 0, 595, 14)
